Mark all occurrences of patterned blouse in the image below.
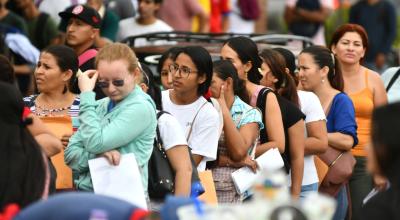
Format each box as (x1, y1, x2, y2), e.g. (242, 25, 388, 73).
(212, 96, 263, 203)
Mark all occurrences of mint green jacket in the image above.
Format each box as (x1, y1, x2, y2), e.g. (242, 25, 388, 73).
(65, 86, 157, 192)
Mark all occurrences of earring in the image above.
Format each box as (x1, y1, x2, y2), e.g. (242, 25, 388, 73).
(321, 79, 325, 84)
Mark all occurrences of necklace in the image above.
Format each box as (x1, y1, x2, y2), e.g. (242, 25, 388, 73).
(35, 104, 70, 116)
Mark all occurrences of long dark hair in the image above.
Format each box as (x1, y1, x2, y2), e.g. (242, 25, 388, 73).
(157, 47, 183, 74)
(41, 45, 79, 93)
(140, 62, 162, 110)
(0, 82, 46, 209)
(273, 47, 298, 86)
(213, 60, 249, 104)
(259, 49, 299, 107)
(223, 36, 263, 84)
(175, 46, 213, 96)
(300, 46, 344, 92)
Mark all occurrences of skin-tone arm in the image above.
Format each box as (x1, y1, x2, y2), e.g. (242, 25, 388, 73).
(371, 72, 388, 107)
(304, 120, 328, 155)
(288, 120, 305, 198)
(218, 154, 258, 173)
(166, 145, 192, 196)
(256, 92, 285, 156)
(14, 65, 32, 75)
(27, 114, 63, 157)
(197, 10, 210, 33)
(295, 7, 332, 23)
(192, 155, 203, 166)
(218, 85, 260, 162)
(221, 14, 230, 33)
(328, 132, 354, 151)
(284, 5, 331, 24)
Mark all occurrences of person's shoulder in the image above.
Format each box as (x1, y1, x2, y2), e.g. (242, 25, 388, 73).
(334, 92, 353, 107)
(155, 19, 173, 30)
(119, 17, 136, 26)
(381, 67, 400, 81)
(365, 67, 385, 86)
(197, 97, 219, 118)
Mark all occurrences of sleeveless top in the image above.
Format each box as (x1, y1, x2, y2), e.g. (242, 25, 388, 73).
(348, 70, 374, 157)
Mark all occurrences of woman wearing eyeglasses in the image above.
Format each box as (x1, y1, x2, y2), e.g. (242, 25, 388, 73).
(161, 46, 220, 172)
(65, 43, 157, 193)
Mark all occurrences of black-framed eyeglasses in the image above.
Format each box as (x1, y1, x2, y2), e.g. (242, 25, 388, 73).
(96, 79, 125, 88)
(168, 63, 198, 78)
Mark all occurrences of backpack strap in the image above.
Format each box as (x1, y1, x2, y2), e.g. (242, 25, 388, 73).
(155, 111, 170, 148)
(256, 87, 273, 144)
(78, 49, 98, 67)
(386, 68, 400, 92)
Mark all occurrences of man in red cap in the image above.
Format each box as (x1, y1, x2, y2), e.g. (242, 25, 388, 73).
(59, 4, 105, 99)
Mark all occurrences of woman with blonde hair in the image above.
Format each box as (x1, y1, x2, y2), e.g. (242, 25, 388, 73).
(65, 43, 157, 192)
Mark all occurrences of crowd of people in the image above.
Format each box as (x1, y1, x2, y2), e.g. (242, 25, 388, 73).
(1, 0, 400, 220)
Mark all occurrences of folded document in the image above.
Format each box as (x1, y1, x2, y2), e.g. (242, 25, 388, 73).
(231, 148, 284, 194)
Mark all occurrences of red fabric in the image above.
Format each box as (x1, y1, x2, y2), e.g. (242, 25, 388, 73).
(0, 204, 20, 220)
(22, 107, 31, 119)
(129, 209, 150, 220)
(203, 89, 212, 100)
(210, 0, 230, 33)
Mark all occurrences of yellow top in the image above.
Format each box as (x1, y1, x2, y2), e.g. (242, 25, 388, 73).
(348, 70, 374, 157)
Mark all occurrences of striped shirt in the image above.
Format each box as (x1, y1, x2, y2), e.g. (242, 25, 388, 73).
(23, 95, 81, 130)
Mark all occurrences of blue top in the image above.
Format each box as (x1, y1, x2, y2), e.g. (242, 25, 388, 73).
(326, 93, 358, 147)
(230, 96, 264, 130)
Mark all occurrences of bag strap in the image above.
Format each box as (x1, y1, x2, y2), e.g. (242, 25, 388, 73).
(186, 101, 208, 142)
(78, 49, 98, 67)
(386, 67, 400, 92)
(155, 111, 170, 150)
(256, 87, 273, 142)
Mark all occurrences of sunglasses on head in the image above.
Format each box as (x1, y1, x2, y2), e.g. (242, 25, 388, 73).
(96, 79, 125, 88)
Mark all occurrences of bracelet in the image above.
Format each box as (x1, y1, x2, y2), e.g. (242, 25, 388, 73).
(328, 152, 344, 168)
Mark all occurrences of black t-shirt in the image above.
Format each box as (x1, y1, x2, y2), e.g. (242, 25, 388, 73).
(71, 46, 106, 100)
(277, 95, 305, 173)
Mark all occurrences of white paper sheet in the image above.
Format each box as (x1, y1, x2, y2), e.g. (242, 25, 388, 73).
(89, 153, 147, 209)
(231, 148, 284, 194)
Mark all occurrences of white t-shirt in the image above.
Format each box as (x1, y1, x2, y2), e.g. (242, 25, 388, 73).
(117, 18, 173, 46)
(161, 90, 220, 171)
(381, 67, 400, 104)
(286, 0, 334, 46)
(228, 0, 255, 34)
(158, 111, 188, 151)
(298, 90, 326, 185)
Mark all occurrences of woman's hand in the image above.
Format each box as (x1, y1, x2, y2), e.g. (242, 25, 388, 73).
(99, 150, 121, 166)
(61, 132, 73, 149)
(231, 155, 258, 173)
(217, 84, 228, 109)
(78, 69, 98, 93)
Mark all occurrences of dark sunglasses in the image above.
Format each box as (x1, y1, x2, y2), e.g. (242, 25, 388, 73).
(96, 79, 125, 88)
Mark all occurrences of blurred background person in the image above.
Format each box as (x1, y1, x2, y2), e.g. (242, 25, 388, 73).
(158, 0, 209, 33)
(284, 0, 334, 46)
(117, 0, 173, 46)
(361, 102, 400, 220)
(349, 0, 397, 73)
(0, 81, 47, 210)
